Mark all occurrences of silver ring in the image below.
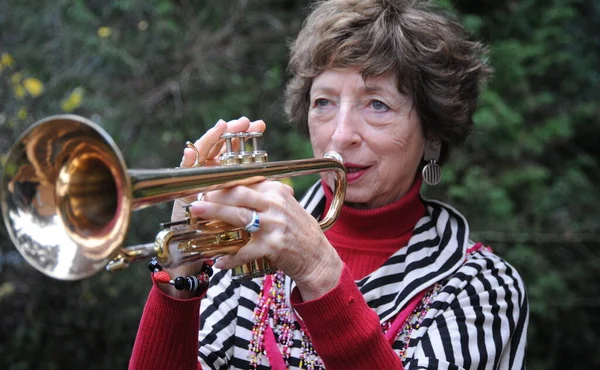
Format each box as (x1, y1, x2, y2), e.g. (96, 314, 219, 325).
(244, 211, 260, 233)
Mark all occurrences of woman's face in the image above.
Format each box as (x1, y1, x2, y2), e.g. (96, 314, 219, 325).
(308, 69, 425, 209)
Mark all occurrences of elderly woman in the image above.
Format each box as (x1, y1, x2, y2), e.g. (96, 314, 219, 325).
(130, 0, 529, 369)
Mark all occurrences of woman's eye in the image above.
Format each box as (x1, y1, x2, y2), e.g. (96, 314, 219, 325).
(370, 100, 389, 111)
(314, 98, 329, 107)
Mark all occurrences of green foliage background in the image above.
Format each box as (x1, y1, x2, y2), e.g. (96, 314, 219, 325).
(1, 0, 598, 368)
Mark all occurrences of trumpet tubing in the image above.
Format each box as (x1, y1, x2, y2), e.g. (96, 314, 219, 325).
(1, 115, 346, 281)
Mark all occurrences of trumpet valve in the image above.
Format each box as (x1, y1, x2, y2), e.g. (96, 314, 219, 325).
(247, 132, 268, 163)
(236, 132, 253, 164)
(219, 132, 242, 166)
(218, 131, 269, 166)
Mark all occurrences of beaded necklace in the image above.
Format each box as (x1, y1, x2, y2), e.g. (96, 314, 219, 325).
(382, 282, 444, 358)
(248, 270, 443, 370)
(249, 270, 324, 370)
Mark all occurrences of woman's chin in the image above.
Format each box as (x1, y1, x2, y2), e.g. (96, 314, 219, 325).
(343, 192, 372, 209)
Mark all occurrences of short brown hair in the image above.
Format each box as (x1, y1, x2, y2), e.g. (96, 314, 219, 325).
(284, 0, 492, 160)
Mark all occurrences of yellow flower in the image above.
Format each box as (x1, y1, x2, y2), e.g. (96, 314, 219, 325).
(0, 282, 16, 301)
(23, 77, 44, 97)
(1, 53, 15, 67)
(10, 72, 22, 85)
(60, 87, 84, 112)
(17, 107, 28, 120)
(97, 26, 112, 38)
(13, 85, 26, 100)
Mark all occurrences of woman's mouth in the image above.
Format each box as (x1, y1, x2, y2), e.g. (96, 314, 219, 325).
(344, 163, 369, 183)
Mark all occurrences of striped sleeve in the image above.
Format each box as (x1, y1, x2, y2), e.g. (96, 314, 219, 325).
(197, 269, 242, 369)
(405, 251, 529, 370)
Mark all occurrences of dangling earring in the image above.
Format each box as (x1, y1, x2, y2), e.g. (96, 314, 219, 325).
(422, 140, 442, 186)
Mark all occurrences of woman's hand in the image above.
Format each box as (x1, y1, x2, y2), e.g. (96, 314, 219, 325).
(189, 181, 344, 302)
(159, 117, 266, 298)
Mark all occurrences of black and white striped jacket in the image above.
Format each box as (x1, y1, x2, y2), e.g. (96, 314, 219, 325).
(198, 182, 529, 369)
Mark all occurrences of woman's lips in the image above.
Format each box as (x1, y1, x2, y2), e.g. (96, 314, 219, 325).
(344, 163, 369, 183)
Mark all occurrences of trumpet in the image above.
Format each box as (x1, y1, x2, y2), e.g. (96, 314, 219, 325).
(0, 115, 346, 281)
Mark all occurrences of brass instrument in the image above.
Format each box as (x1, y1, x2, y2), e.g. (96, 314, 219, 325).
(0, 115, 346, 281)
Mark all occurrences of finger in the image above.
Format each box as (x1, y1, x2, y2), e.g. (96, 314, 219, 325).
(248, 119, 266, 133)
(224, 116, 252, 132)
(181, 147, 222, 167)
(206, 138, 226, 160)
(197, 117, 250, 159)
(180, 147, 199, 167)
(189, 201, 260, 230)
(171, 194, 202, 221)
(178, 120, 228, 168)
(186, 119, 228, 166)
(278, 182, 294, 196)
(214, 250, 268, 271)
(245, 180, 294, 197)
(196, 181, 292, 211)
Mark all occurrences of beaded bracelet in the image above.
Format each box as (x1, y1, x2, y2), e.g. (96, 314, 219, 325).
(148, 257, 214, 296)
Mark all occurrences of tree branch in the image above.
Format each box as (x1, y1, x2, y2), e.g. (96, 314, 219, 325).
(140, 0, 250, 112)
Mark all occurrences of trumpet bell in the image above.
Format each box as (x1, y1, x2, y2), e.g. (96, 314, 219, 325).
(1, 115, 133, 280)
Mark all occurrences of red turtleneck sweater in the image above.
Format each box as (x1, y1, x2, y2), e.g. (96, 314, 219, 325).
(323, 177, 425, 279)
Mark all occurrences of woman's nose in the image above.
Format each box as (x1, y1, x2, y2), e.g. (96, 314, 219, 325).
(331, 104, 361, 148)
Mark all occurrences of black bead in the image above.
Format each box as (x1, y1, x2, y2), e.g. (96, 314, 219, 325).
(201, 263, 213, 277)
(173, 276, 187, 290)
(148, 258, 162, 273)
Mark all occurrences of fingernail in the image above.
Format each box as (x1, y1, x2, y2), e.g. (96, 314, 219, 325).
(214, 258, 225, 269)
(190, 201, 207, 215)
(215, 119, 226, 127)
